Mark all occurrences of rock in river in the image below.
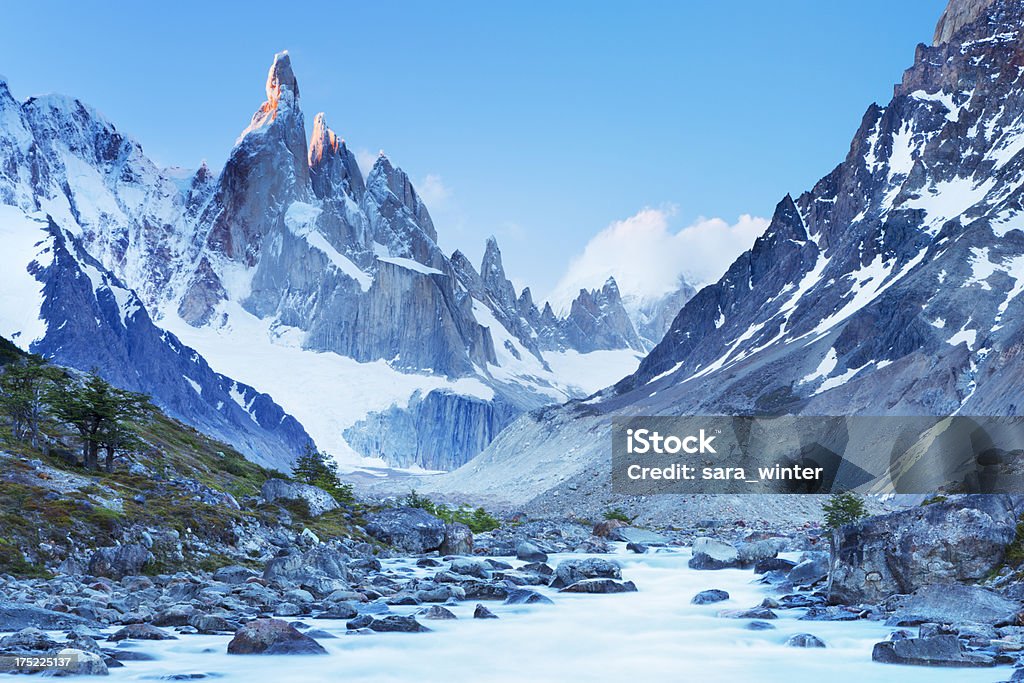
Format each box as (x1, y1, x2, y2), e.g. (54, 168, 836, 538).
(227, 618, 328, 655)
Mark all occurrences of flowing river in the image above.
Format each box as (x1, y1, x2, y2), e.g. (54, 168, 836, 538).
(102, 545, 1005, 683)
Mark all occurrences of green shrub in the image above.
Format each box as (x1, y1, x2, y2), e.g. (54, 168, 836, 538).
(403, 490, 500, 533)
(822, 492, 868, 529)
(602, 508, 632, 523)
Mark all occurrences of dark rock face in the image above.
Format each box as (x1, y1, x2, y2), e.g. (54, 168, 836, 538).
(872, 635, 995, 667)
(364, 507, 446, 554)
(259, 479, 339, 517)
(227, 618, 328, 655)
(829, 495, 1018, 604)
(691, 589, 730, 605)
(344, 390, 521, 471)
(87, 544, 153, 580)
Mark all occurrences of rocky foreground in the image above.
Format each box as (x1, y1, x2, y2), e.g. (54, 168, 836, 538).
(0, 494, 1023, 680)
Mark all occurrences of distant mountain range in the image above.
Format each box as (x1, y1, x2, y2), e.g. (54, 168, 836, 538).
(0, 52, 694, 472)
(431, 0, 1024, 516)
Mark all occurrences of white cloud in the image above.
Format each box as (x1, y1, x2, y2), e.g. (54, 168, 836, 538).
(546, 208, 768, 313)
(354, 148, 378, 179)
(416, 173, 451, 208)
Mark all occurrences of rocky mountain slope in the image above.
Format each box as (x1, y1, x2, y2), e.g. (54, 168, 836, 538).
(0, 53, 651, 472)
(429, 0, 1024, 519)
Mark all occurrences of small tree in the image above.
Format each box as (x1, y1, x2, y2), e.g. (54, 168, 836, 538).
(49, 371, 151, 471)
(292, 444, 354, 505)
(822, 491, 868, 530)
(0, 356, 61, 448)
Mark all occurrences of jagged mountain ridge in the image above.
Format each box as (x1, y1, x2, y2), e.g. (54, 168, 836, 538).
(0, 52, 648, 471)
(430, 0, 1024, 515)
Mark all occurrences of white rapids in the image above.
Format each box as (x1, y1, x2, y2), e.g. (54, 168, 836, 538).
(101, 546, 1004, 683)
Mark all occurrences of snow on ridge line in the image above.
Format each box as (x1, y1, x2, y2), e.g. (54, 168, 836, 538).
(378, 256, 444, 276)
(0, 206, 53, 347)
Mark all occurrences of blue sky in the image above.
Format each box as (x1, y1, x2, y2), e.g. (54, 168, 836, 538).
(0, 1, 946, 299)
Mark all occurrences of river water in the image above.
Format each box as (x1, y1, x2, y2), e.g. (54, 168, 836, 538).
(104, 545, 1006, 683)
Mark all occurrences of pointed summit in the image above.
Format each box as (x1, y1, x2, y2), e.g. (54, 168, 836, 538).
(365, 154, 436, 242)
(239, 51, 303, 142)
(309, 112, 365, 201)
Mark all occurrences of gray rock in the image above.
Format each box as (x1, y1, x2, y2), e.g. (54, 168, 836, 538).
(688, 538, 740, 570)
(691, 589, 730, 605)
(610, 527, 669, 545)
(368, 615, 430, 633)
(108, 624, 177, 642)
(262, 545, 350, 595)
(746, 621, 777, 631)
(0, 628, 61, 651)
(894, 584, 1021, 626)
(830, 495, 1018, 604)
(57, 648, 109, 676)
(515, 541, 548, 563)
(315, 602, 358, 620)
(364, 507, 446, 554)
(260, 479, 340, 517)
(788, 554, 829, 586)
(737, 540, 781, 566)
(754, 558, 797, 574)
(473, 604, 498, 619)
(505, 589, 554, 605)
(440, 522, 473, 556)
(719, 607, 777, 620)
(418, 605, 457, 620)
(872, 635, 995, 667)
(449, 558, 491, 579)
(786, 633, 826, 648)
(87, 544, 153, 579)
(227, 618, 327, 655)
(559, 579, 638, 594)
(550, 558, 621, 588)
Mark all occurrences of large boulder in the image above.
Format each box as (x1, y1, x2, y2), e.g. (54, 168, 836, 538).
(87, 544, 153, 579)
(872, 635, 995, 667)
(0, 604, 93, 631)
(550, 558, 621, 588)
(365, 507, 446, 553)
(440, 522, 473, 555)
(57, 648, 109, 676)
(688, 538, 740, 570)
(227, 618, 328, 655)
(829, 495, 1018, 604)
(515, 541, 548, 563)
(262, 544, 350, 596)
(893, 584, 1021, 626)
(260, 479, 340, 517)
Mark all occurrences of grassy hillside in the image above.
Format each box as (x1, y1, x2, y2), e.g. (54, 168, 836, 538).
(0, 338, 368, 577)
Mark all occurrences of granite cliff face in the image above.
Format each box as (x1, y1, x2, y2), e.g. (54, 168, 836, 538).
(434, 0, 1024, 509)
(0, 51, 649, 472)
